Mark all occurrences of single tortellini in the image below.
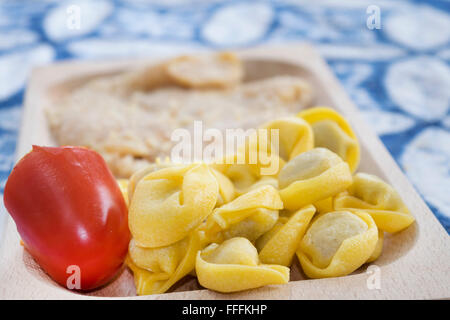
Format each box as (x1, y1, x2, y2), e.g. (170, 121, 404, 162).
(298, 107, 360, 173)
(297, 210, 378, 278)
(258, 204, 316, 266)
(334, 173, 414, 233)
(206, 185, 283, 243)
(129, 163, 218, 247)
(279, 148, 353, 211)
(246, 117, 314, 162)
(127, 228, 207, 295)
(196, 237, 290, 293)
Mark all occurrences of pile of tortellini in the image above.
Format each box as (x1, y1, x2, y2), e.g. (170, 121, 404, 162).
(118, 107, 415, 295)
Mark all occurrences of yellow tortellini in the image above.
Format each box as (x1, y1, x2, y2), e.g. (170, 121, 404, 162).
(211, 185, 283, 229)
(126, 257, 171, 295)
(212, 126, 287, 196)
(128, 238, 189, 275)
(367, 229, 384, 263)
(127, 184, 285, 295)
(247, 117, 314, 161)
(278, 148, 353, 211)
(212, 151, 284, 196)
(297, 210, 378, 278)
(334, 172, 415, 233)
(313, 197, 334, 216)
(248, 176, 279, 191)
(196, 238, 290, 293)
(210, 168, 235, 207)
(298, 107, 360, 173)
(221, 208, 279, 242)
(127, 228, 207, 295)
(127, 162, 175, 204)
(258, 205, 316, 266)
(129, 163, 218, 247)
(208, 185, 283, 243)
(125, 106, 416, 295)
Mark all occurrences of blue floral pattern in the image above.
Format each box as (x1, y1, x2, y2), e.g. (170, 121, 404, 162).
(0, 0, 449, 232)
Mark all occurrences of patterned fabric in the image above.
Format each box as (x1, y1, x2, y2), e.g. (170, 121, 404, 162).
(0, 0, 449, 232)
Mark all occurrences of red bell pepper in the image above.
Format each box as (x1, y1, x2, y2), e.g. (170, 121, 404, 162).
(4, 146, 130, 290)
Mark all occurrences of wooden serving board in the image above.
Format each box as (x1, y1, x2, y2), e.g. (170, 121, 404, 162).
(0, 44, 449, 300)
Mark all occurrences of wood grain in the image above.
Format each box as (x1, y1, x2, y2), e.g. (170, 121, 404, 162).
(0, 44, 449, 300)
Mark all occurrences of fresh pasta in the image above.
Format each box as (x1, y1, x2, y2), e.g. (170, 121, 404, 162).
(248, 117, 314, 161)
(211, 185, 283, 230)
(125, 107, 415, 295)
(127, 162, 174, 204)
(334, 172, 415, 233)
(196, 238, 290, 293)
(258, 205, 316, 266)
(298, 107, 360, 173)
(212, 151, 284, 196)
(128, 238, 189, 275)
(127, 227, 207, 295)
(129, 163, 218, 247)
(211, 168, 236, 207)
(279, 148, 353, 211)
(297, 210, 378, 278)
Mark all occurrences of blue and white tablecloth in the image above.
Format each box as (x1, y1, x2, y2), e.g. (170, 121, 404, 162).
(0, 0, 449, 233)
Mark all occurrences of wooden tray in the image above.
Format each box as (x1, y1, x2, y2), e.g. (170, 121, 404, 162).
(1, 44, 449, 300)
